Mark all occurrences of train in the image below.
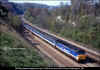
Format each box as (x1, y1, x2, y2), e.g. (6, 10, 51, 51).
(23, 23, 87, 62)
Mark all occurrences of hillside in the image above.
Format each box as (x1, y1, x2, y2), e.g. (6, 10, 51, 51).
(0, 24, 48, 67)
(0, 1, 50, 15)
(24, 2, 100, 51)
(0, 3, 56, 67)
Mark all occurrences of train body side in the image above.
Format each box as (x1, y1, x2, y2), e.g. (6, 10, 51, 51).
(55, 42, 87, 61)
(23, 23, 87, 62)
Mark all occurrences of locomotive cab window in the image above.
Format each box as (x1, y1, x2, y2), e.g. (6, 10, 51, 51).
(77, 50, 85, 54)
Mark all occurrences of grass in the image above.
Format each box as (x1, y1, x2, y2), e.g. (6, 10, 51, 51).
(0, 24, 49, 67)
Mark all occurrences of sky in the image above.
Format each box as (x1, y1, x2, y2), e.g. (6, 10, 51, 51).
(8, 0, 71, 6)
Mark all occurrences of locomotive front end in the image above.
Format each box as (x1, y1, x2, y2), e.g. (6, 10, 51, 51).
(77, 55, 87, 61)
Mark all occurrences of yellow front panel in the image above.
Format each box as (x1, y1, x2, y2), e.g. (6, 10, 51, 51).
(78, 55, 87, 61)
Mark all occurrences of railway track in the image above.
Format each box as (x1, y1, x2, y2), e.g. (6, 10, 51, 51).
(23, 26, 97, 67)
(23, 29, 89, 67)
(22, 17, 100, 67)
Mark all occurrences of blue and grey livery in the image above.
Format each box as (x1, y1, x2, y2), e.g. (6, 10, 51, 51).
(23, 23, 87, 62)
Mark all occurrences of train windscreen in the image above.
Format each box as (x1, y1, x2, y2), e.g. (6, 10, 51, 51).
(77, 50, 85, 54)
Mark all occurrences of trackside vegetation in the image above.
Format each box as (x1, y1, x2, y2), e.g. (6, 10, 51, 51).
(0, 4, 55, 67)
(24, 3, 100, 50)
(0, 24, 50, 67)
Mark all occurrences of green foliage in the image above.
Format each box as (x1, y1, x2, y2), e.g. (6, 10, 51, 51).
(24, 10, 32, 21)
(8, 15, 22, 29)
(24, 5, 100, 50)
(0, 33, 14, 47)
(0, 32, 48, 67)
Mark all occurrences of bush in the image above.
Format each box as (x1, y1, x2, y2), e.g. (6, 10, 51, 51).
(8, 14, 22, 30)
(24, 8, 100, 50)
(0, 32, 48, 67)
